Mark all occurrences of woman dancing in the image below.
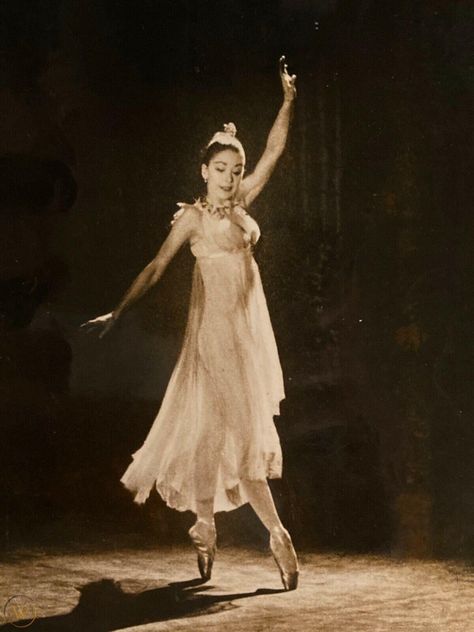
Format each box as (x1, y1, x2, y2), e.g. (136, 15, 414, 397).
(82, 57, 299, 590)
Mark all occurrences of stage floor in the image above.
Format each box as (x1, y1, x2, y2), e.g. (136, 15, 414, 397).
(1, 545, 473, 631)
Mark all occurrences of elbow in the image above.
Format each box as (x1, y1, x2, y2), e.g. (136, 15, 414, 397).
(148, 257, 167, 285)
(149, 266, 161, 286)
(142, 261, 157, 286)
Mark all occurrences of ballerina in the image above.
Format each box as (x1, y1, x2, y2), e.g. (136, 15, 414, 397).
(81, 56, 299, 591)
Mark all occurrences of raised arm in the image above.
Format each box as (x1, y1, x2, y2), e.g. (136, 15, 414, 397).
(239, 57, 297, 207)
(80, 206, 197, 337)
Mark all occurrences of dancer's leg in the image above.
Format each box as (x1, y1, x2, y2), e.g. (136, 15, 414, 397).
(241, 478, 299, 590)
(190, 497, 216, 581)
(240, 479, 284, 532)
(196, 498, 215, 525)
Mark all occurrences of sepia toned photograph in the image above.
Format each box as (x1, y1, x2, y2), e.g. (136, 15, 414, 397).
(0, 1, 473, 630)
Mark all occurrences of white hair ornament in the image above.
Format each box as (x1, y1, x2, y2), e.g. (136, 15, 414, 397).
(207, 122, 245, 163)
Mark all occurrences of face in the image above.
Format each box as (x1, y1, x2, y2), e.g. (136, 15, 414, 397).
(201, 148, 244, 204)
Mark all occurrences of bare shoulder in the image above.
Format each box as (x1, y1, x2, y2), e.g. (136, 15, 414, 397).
(171, 202, 202, 228)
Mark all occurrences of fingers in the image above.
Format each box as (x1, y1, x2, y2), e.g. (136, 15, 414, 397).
(79, 318, 112, 337)
(99, 320, 114, 339)
(279, 56, 296, 91)
(79, 321, 94, 331)
(279, 55, 297, 100)
(80, 323, 100, 335)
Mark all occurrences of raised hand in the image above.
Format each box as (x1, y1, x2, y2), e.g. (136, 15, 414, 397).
(80, 312, 117, 339)
(279, 55, 297, 102)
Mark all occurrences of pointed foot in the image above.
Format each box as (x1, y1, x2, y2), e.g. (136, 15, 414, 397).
(188, 520, 217, 581)
(270, 526, 299, 591)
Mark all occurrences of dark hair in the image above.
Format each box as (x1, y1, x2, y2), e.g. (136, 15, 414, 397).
(200, 142, 242, 166)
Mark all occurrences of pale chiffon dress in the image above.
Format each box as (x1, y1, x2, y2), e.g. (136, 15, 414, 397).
(120, 198, 285, 513)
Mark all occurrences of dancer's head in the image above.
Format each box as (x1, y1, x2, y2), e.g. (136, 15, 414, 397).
(201, 123, 245, 204)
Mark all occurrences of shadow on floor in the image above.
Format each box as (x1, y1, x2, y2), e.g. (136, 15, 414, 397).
(1, 577, 284, 631)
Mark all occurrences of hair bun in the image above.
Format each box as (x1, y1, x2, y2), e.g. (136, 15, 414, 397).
(223, 122, 237, 136)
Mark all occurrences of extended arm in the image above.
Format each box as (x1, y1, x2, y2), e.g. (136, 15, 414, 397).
(80, 207, 197, 337)
(112, 208, 196, 320)
(239, 57, 297, 206)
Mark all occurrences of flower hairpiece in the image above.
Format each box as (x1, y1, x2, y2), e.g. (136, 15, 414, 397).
(207, 122, 245, 163)
(223, 122, 237, 136)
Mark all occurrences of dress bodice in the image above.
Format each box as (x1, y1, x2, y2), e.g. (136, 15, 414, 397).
(173, 198, 260, 259)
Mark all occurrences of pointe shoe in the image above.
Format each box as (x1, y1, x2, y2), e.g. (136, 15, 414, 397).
(188, 520, 216, 581)
(270, 526, 299, 591)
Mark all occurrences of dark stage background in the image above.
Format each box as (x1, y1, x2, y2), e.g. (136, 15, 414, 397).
(1, 0, 472, 559)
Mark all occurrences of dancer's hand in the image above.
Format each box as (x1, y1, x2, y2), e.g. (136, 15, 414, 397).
(80, 312, 117, 339)
(279, 55, 297, 102)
